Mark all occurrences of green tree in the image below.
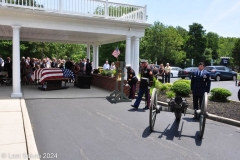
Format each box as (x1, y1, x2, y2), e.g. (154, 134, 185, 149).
(99, 41, 126, 66)
(140, 22, 185, 66)
(203, 48, 212, 66)
(232, 39, 240, 72)
(185, 23, 207, 65)
(206, 32, 219, 60)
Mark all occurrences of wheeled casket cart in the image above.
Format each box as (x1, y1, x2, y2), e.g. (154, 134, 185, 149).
(149, 88, 208, 138)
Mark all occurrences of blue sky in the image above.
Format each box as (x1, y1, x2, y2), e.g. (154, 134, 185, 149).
(112, 0, 240, 37)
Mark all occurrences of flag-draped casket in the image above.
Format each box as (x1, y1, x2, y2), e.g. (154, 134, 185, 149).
(31, 68, 75, 84)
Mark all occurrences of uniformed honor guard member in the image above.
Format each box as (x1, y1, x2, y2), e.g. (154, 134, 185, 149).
(126, 66, 138, 99)
(131, 59, 153, 110)
(191, 62, 211, 118)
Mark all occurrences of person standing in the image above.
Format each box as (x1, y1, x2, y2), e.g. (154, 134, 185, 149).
(191, 62, 211, 119)
(0, 55, 3, 72)
(153, 65, 159, 80)
(86, 59, 92, 76)
(126, 66, 138, 99)
(131, 59, 153, 110)
(65, 58, 74, 82)
(40, 59, 47, 68)
(103, 60, 110, 70)
(110, 62, 116, 70)
(158, 63, 165, 83)
(78, 59, 84, 73)
(65, 58, 73, 71)
(51, 58, 58, 68)
(164, 63, 171, 83)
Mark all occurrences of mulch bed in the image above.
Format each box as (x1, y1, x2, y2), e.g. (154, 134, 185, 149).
(158, 93, 240, 121)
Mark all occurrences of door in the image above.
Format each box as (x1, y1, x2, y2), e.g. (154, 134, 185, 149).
(224, 67, 233, 79)
(216, 66, 227, 79)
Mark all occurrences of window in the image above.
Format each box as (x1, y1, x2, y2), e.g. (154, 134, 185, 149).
(216, 67, 225, 70)
(224, 67, 229, 72)
(205, 67, 214, 70)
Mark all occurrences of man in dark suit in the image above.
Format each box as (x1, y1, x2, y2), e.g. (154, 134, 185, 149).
(191, 62, 211, 118)
(85, 59, 92, 76)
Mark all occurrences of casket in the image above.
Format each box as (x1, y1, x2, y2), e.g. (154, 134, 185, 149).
(31, 68, 75, 91)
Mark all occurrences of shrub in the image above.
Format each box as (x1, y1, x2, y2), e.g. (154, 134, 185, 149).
(210, 88, 232, 102)
(155, 80, 163, 90)
(166, 91, 175, 99)
(107, 70, 112, 77)
(100, 70, 108, 76)
(160, 83, 169, 92)
(165, 83, 173, 90)
(111, 70, 116, 76)
(173, 79, 191, 85)
(171, 82, 191, 97)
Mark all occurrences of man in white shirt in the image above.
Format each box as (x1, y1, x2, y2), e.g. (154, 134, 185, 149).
(103, 60, 110, 70)
(0, 55, 3, 71)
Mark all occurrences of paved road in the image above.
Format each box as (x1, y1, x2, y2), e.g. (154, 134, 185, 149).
(170, 78, 239, 101)
(26, 98, 240, 160)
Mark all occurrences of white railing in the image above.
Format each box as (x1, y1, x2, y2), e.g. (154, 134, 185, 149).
(0, 0, 147, 22)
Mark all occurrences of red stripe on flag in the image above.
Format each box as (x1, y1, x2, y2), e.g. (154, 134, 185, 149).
(112, 49, 120, 58)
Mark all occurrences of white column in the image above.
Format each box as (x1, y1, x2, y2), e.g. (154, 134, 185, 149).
(131, 37, 135, 68)
(92, 44, 96, 69)
(86, 44, 90, 61)
(96, 44, 99, 69)
(11, 26, 22, 98)
(125, 36, 131, 66)
(125, 36, 131, 79)
(134, 37, 140, 78)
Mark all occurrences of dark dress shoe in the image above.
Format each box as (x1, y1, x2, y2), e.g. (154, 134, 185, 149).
(131, 105, 138, 109)
(143, 106, 149, 110)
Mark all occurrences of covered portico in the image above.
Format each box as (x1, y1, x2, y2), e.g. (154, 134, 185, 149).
(0, 0, 150, 98)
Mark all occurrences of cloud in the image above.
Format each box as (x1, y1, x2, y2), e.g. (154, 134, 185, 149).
(202, 0, 219, 20)
(208, 1, 240, 28)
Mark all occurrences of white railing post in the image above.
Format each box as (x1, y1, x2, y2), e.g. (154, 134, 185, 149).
(105, 0, 109, 17)
(59, 0, 63, 12)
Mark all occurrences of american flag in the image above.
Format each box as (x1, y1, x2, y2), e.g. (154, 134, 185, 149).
(31, 68, 75, 83)
(112, 47, 120, 58)
(61, 68, 75, 81)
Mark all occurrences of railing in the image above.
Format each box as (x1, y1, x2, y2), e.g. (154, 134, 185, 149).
(0, 0, 147, 22)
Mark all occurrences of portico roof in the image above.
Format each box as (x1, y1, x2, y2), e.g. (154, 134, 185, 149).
(0, 0, 150, 44)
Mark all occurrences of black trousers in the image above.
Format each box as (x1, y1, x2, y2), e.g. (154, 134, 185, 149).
(193, 95, 203, 110)
(165, 74, 170, 83)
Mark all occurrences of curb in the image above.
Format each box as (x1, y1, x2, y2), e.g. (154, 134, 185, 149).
(20, 99, 40, 160)
(157, 101, 240, 128)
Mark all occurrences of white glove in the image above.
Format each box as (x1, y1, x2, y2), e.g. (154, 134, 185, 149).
(148, 86, 150, 89)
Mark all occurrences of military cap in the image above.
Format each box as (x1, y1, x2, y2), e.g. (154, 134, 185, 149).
(140, 59, 148, 63)
(125, 64, 131, 68)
